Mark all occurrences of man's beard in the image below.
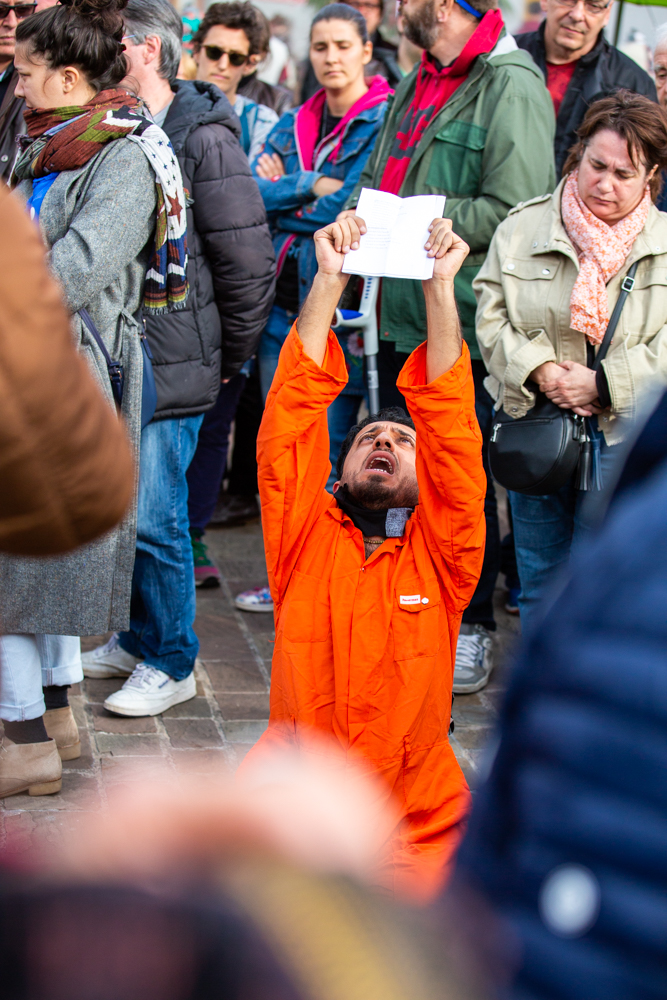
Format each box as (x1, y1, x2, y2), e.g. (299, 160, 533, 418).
(402, 0, 439, 50)
(346, 475, 419, 511)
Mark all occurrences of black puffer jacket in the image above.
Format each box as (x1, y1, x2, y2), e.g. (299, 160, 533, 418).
(147, 80, 275, 420)
(516, 23, 657, 176)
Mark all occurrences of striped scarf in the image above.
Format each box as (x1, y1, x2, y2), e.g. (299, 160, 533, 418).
(14, 89, 188, 314)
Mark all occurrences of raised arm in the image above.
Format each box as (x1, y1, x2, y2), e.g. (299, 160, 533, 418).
(257, 219, 365, 603)
(396, 220, 486, 616)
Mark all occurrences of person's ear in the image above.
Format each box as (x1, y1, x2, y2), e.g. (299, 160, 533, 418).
(647, 164, 658, 186)
(539, 0, 548, 12)
(61, 65, 81, 94)
(332, 481, 341, 494)
(242, 52, 263, 77)
(361, 39, 373, 66)
(436, 0, 455, 24)
(144, 34, 162, 66)
(601, 0, 613, 25)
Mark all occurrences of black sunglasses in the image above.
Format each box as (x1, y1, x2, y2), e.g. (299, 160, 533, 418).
(203, 44, 248, 67)
(0, 2, 36, 18)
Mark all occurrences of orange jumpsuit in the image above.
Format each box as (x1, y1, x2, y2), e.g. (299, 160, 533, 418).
(245, 324, 486, 901)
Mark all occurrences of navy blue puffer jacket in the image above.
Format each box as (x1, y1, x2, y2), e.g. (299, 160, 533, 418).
(453, 421, 667, 999)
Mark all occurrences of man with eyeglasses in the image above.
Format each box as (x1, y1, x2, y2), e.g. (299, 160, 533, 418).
(516, 0, 656, 175)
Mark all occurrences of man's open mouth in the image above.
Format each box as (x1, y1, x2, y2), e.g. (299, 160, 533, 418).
(364, 454, 396, 476)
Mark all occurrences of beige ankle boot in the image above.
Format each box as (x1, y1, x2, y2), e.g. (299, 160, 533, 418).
(44, 706, 81, 761)
(0, 736, 62, 797)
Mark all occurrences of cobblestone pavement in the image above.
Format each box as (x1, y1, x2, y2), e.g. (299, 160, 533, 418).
(0, 517, 520, 851)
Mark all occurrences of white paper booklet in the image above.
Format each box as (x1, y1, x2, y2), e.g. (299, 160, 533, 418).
(341, 188, 446, 281)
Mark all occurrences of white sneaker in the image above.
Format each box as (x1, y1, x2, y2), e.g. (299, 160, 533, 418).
(104, 665, 196, 717)
(82, 633, 141, 679)
(453, 624, 493, 694)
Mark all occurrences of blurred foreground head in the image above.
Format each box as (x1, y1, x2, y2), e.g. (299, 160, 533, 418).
(0, 735, 490, 1000)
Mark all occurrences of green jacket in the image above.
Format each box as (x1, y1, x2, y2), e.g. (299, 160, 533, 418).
(347, 34, 556, 358)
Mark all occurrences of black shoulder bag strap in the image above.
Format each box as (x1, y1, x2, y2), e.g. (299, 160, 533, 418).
(592, 259, 639, 371)
(576, 259, 639, 490)
(78, 307, 124, 409)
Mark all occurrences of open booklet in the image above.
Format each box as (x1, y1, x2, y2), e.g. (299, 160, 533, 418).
(341, 188, 446, 281)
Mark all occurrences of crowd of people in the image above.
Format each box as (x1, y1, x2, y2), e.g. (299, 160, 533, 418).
(0, 0, 667, 992)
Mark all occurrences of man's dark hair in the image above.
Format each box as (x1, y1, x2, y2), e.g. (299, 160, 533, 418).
(336, 407, 415, 480)
(192, 1, 270, 57)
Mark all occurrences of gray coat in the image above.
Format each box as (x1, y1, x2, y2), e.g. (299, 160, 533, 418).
(0, 139, 156, 635)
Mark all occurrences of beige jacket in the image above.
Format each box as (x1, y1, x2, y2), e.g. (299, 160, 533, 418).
(474, 178, 667, 445)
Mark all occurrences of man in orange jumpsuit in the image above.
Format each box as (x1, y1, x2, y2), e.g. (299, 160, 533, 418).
(245, 215, 486, 901)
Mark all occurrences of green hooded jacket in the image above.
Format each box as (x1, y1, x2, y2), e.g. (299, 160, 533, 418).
(346, 33, 556, 359)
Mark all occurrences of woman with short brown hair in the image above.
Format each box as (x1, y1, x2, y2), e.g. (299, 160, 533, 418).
(474, 90, 667, 628)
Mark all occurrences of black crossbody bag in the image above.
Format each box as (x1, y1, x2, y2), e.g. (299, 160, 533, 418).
(488, 260, 638, 496)
(79, 308, 157, 429)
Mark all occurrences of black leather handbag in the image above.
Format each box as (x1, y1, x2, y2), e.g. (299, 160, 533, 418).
(489, 260, 638, 497)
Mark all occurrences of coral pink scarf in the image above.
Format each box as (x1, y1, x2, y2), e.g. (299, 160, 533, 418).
(561, 169, 650, 345)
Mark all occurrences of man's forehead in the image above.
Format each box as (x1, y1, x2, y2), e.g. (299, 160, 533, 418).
(353, 421, 416, 442)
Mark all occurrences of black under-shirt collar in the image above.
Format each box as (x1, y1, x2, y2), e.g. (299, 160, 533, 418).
(334, 484, 413, 539)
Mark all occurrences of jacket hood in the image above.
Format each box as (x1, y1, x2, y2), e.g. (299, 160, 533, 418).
(163, 80, 241, 153)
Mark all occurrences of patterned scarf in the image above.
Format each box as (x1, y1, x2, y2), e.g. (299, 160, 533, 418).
(13, 89, 188, 314)
(379, 9, 503, 194)
(561, 169, 650, 344)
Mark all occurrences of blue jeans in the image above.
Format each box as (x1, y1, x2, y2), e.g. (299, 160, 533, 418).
(187, 375, 247, 532)
(509, 439, 620, 633)
(0, 635, 82, 721)
(119, 415, 204, 680)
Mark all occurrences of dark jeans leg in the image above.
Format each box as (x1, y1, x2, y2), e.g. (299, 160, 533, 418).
(377, 340, 410, 410)
(461, 360, 500, 632)
(187, 375, 246, 533)
(500, 501, 520, 592)
(227, 367, 263, 497)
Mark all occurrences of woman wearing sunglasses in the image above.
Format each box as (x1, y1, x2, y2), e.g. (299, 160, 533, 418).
(191, 1, 277, 162)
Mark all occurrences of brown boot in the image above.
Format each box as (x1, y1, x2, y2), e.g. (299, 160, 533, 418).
(0, 736, 62, 797)
(44, 706, 81, 761)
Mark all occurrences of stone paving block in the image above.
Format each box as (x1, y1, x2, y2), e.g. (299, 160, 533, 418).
(90, 704, 158, 734)
(163, 718, 223, 749)
(95, 733, 164, 756)
(83, 677, 125, 703)
(206, 661, 267, 692)
(2, 809, 99, 857)
(5, 772, 100, 812)
(171, 749, 233, 775)
(221, 719, 268, 743)
(228, 743, 254, 768)
(99, 756, 170, 787)
(162, 697, 212, 719)
(452, 699, 496, 726)
(452, 725, 494, 751)
(215, 692, 270, 720)
(62, 729, 94, 772)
